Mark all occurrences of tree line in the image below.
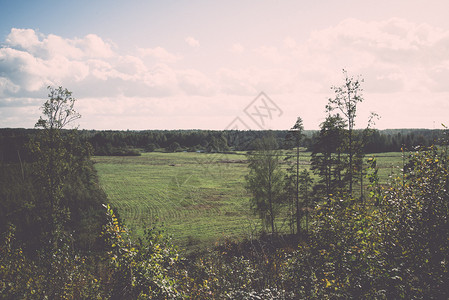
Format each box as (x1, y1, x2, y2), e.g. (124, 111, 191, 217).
(0, 127, 443, 162)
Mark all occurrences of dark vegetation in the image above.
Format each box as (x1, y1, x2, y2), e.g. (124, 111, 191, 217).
(1, 78, 449, 298)
(0, 127, 443, 161)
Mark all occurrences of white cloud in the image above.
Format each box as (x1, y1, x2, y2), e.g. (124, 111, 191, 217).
(6, 28, 41, 50)
(283, 37, 296, 49)
(143, 63, 178, 90)
(185, 36, 200, 48)
(138, 46, 181, 63)
(43, 34, 84, 59)
(177, 69, 217, 96)
(282, 18, 449, 96)
(217, 67, 293, 96)
(77, 34, 115, 58)
(0, 78, 20, 97)
(0, 28, 183, 98)
(230, 43, 244, 54)
(253, 46, 284, 63)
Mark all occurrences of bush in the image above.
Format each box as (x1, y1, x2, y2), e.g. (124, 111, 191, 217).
(286, 145, 449, 298)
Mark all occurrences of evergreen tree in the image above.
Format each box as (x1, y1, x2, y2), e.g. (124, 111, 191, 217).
(310, 114, 347, 198)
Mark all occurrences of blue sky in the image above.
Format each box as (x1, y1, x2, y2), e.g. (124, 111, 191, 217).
(1, 0, 449, 130)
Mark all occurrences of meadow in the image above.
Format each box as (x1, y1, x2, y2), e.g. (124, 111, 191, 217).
(94, 151, 404, 251)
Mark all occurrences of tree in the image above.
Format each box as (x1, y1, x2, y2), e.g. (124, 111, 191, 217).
(30, 86, 83, 248)
(166, 141, 181, 152)
(245, 134, 285, 234)
(310, 114, 347, 198)
(285, 117, 305, 236)
(298, 169, 313, 235)
(326, 70, 363, 195)
(325, 70, 379, 197)
(35, 86, 81, 130)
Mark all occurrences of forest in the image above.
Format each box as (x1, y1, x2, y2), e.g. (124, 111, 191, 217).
(1, 77, 449, 299)
(0, 127, 443, 162)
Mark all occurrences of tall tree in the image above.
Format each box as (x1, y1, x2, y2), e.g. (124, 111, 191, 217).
(245, 134, 285, 234)
(298, 169, 313, 235)
(326, 70, 363, 195)
(285, 117, 305, 236)
(30, 86, 82, 246)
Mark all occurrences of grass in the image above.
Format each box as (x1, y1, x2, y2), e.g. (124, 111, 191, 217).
(94, 151, 404, 251)
(94, 152, 256, 250)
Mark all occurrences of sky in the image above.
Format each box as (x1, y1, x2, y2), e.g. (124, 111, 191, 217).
(1, 0, 449, 130)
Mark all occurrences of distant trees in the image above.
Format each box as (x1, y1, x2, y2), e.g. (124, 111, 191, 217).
(1, 127, 439, 159)
(166, 141, 181, 152)
(245, 134, 285, 234)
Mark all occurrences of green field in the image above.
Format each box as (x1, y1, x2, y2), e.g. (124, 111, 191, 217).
(94, 151, 404, 250)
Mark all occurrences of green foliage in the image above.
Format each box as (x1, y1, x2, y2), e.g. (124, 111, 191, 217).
(0, 205, 182, 299)
(0, 88, 107, 254)
(102, 204, 181, 299)
(30, 86, 84, 247)
(177, 237, 295, 299)
(245, 135, 286, 234)
(0, 225, 102, 299)
(311, 114, 347, 198)
(323, 70, 379, 196)
(286, 144, 449, 298)
(379, 145, 449, 298)
(166, 141, 182, 152)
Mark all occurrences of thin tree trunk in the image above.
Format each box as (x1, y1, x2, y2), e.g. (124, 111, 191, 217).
(296, 141, 300, 236)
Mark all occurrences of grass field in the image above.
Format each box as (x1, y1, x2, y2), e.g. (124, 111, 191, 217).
(94, 151, 404, 251)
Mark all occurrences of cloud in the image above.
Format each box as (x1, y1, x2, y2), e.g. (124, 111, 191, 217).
(77, 34, 115, 58)
(283, 37, 296, 49)
(217, 67, 293, 96)
(5, 29, 114, 60)
(293, 18, 449, 94)
(0, 77, 20, 97)
(0, 29, 117, 94)
(185, 36, 200, 48)
(138, 46, 181, 63)
(6, 28, 41, 50)
(253, 46, 284, 63)
(0, 28, 189, 99)
(177, 69, 217, 96)
(230, 43, 244, 54)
